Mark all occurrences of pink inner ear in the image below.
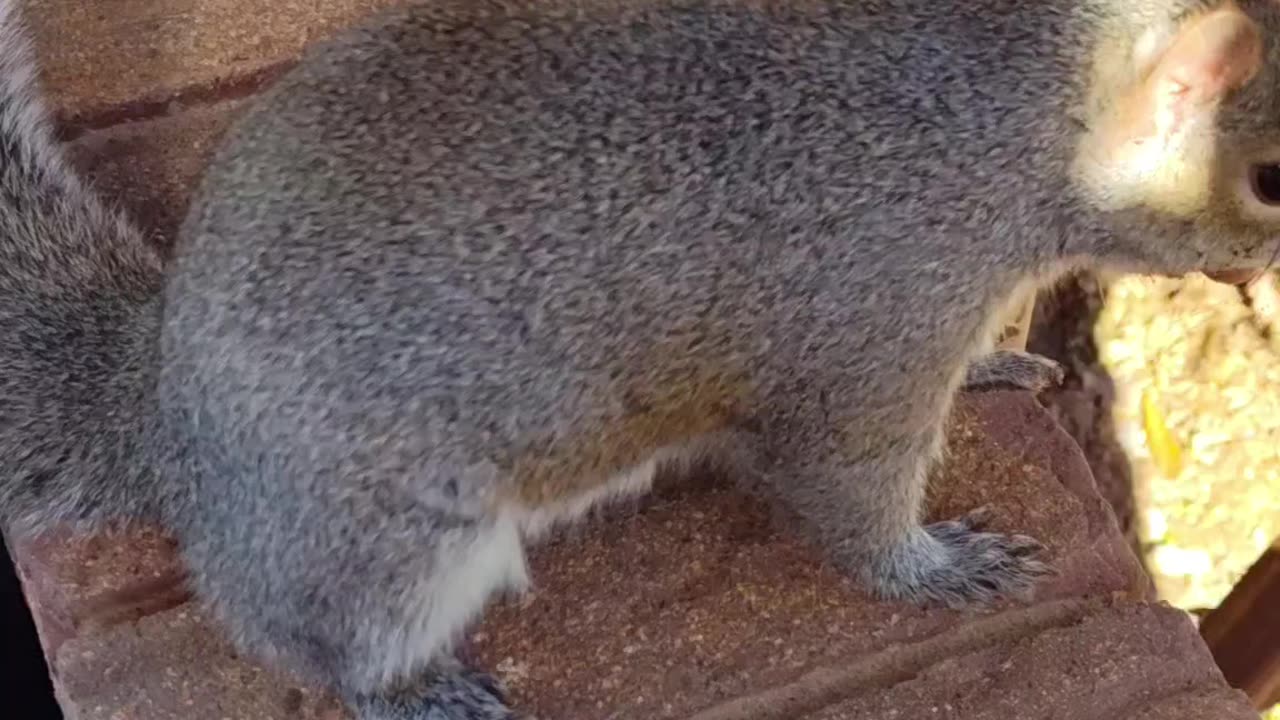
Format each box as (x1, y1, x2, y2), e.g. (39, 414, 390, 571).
(1156, 7, 1262, 106)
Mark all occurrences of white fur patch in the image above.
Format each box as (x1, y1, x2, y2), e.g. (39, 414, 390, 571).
(354, 515, 529, 692)
(512, 444, 700, 539)
(348, 436, 720, 691)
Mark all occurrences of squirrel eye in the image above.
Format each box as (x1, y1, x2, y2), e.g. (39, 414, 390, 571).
(1251, 164, 1280, 205)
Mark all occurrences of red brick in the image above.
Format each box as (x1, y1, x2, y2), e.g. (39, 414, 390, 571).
(27, 0, 398, 122)
(10, 390, 1251, 719)
(67, 99, 249, 245)
(53, 607, 346, 720)
(11, 527, 185, 663)
(804, 603, 1255, 720)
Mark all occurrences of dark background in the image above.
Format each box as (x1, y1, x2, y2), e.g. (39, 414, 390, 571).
(1, 535, 63, 720)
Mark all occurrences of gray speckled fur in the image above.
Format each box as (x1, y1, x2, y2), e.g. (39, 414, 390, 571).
(0, 2, 164, 534)
(5, 0, 1280, 718)
(963, 350, 1066, 392)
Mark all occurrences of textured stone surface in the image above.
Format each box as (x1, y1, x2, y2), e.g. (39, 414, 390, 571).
(13, 527, 186, 664)
(9, 389, 1254, 719)
(66, 99, 249, 247)
(807, 602, 1250, 720)
(53, 607, 346, 720)
(28, 0, 397, 124)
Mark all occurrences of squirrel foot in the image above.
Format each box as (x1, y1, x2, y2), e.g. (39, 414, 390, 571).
(858, 507, 1054, 608)
(962, 351, 1065, 393)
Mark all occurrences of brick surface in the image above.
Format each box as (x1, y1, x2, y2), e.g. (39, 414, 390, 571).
(53, 608, 347, 720)
(806, 603, 1247, 720)
(9, 385, 1255, 719)
(28, 0, 397, 124)
(12, 527, 186, 664)
(66, 100, 249, 246)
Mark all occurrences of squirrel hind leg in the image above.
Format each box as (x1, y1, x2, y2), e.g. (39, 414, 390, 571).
(337, 517, 530, 695)
(189, 512, 528, 719)
(329, 519, 529, 719)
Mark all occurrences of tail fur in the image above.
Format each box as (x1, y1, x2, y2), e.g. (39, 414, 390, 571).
(0, 3, 165, 534)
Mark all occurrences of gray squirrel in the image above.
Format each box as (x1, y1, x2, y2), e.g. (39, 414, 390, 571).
(0, 0, 1277, 717)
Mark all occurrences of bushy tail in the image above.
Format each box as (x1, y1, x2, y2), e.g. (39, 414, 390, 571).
(0, 3, 166, 535)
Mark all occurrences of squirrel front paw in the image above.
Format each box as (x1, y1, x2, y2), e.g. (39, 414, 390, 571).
(962, 350, 1065, 393)
(859, 507, 1053, 608)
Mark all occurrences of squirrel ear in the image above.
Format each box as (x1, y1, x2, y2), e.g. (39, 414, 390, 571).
(1146, 5, 1262, 137)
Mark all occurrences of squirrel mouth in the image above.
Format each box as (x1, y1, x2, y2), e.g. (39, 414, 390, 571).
(1203, 269, 1264, 286)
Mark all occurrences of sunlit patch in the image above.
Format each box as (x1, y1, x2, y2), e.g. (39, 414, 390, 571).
(1096, 272, 1280, 614)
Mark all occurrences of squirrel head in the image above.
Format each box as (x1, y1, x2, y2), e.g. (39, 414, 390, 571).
(1075, 0, 1280, 281)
